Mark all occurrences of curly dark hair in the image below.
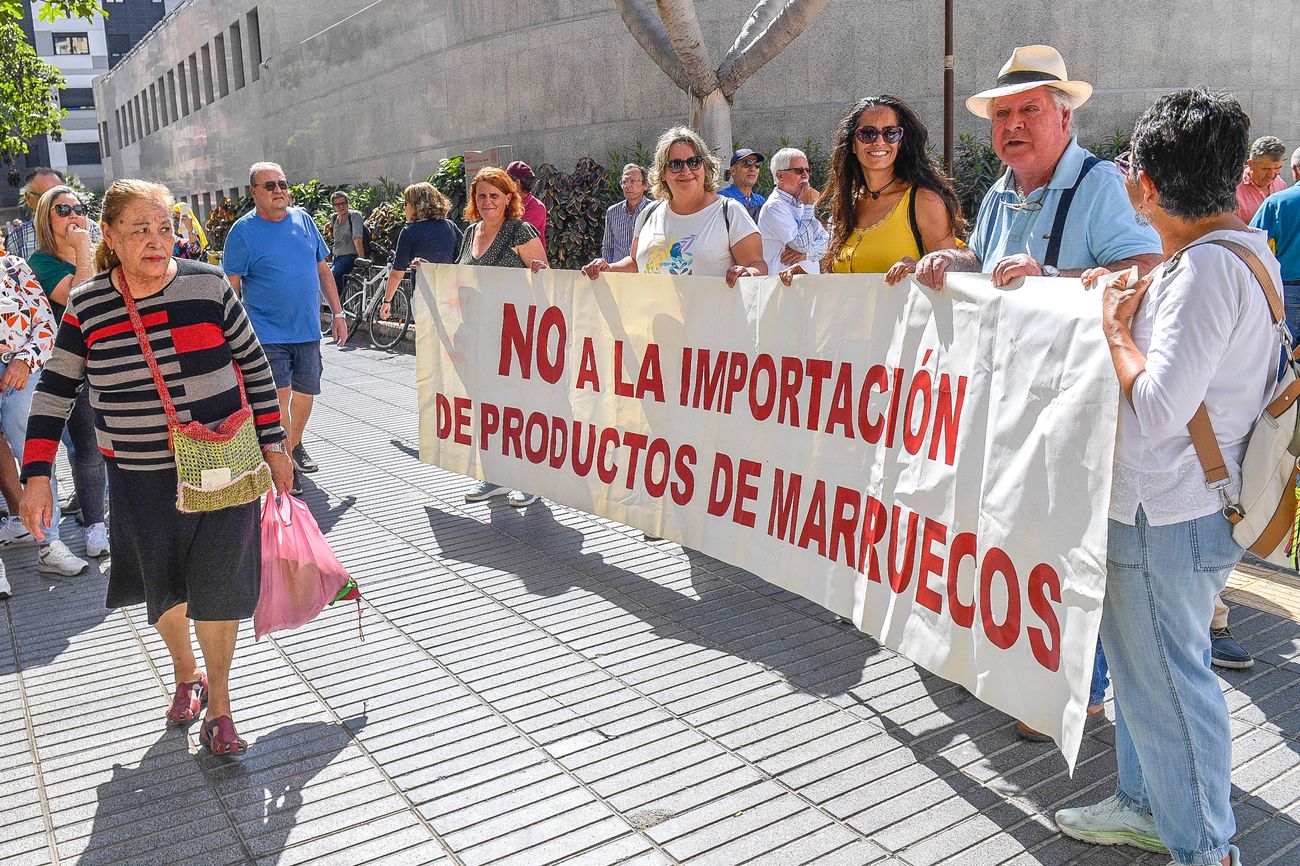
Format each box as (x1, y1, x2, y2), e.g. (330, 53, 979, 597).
(1130, 89, 1249, 221)
(820, 96, 966, 270)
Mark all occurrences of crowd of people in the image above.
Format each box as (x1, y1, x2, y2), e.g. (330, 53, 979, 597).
(0, 40, 1295, 865)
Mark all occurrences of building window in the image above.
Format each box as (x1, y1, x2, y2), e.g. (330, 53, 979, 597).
(188, 52, 202, 110)
(65, 142, 102, 165)
(176, 61, 190, 115)
(213, 34, 229, 97)
(52, 32, 91, 55)
(246, 9, 262, 82)
(156, 75, 169, 126)
(167, 69, 179, 120)
(59, 87, 95, 110)
(200, 45, 215, 104)
(99, 121, 110, 157)
(229, 22, 246, 90)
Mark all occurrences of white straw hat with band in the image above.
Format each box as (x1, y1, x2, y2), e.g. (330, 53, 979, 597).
(966, 45, 1093, 119)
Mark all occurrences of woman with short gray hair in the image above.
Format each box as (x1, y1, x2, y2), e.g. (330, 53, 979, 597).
(582, 126, 765, 287)
(1055, 89, 1278, 866)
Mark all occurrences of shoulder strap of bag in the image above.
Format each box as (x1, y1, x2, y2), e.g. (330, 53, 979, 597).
(907, 186, 925, 256)
(721, 197, 732, 233)
(1180, 239, 1286, 508)
(115, 269, 248, 428)
(1043, 155, 1102, 269)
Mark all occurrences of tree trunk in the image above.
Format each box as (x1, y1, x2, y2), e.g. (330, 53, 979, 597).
(691, 89, 733, 159)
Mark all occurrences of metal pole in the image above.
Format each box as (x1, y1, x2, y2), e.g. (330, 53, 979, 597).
(944, 0, 954, 173)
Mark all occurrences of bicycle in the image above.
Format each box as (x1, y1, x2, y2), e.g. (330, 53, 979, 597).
(322, 258, 412, 350)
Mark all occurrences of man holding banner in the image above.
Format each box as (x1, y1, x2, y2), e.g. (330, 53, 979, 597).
(908, 45, 1163, 740)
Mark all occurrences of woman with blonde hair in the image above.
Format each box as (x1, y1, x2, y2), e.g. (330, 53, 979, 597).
(21, 184, 104, 566)
(20, 178, 293, 756)
(582, 126, 765, 286)
(378, 181, 463, 321)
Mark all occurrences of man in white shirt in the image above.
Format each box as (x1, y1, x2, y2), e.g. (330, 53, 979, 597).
(758, 148, 829, 275)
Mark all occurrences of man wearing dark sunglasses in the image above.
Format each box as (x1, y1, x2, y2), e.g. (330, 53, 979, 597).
(718, 149, 767, 222)
(222, 162, 348, 494)
(911, 45, 1161, 292)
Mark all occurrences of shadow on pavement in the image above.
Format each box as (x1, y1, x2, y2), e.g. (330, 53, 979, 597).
(424, 501, 879, 699)
(77, 717, 365, 866)
(0, 546, 113, 674)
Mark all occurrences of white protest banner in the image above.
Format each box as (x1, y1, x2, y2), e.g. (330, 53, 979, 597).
(414, 265, 1117, 769)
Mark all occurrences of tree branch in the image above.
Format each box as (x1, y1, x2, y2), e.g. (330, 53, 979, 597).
(610, 0, 694, 95)
(717, 0, 831, 97)
(655, 0, 721, 96)
(721, 0, 780, 71)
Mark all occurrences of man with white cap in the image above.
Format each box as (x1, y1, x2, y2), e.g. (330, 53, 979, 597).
(912, 45, 1162, 289)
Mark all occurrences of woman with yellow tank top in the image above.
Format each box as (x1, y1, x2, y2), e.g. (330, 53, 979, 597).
(780, 96, 965, 285)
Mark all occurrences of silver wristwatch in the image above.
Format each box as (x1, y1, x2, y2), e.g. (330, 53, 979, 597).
(262, 441, 288, 455)
(1041, 265, 1061, 278)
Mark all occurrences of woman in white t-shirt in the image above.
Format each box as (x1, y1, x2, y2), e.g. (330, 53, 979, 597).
(1054, 89, 1278, 866)
(583, 127, 765, 285)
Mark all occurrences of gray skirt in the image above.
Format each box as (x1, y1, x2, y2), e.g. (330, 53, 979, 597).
(106, 462, 261, 624)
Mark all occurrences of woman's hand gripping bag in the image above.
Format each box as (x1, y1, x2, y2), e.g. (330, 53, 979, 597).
(254, 492, 351, 639)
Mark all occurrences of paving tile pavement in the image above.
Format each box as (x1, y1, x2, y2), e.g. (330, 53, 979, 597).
(1, 342, 1297, 866)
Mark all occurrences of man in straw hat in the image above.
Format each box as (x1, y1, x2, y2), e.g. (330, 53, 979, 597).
(912, 45, 1161, 289)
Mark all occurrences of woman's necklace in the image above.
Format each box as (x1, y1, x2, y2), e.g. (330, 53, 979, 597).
(864, 176, 896, 200)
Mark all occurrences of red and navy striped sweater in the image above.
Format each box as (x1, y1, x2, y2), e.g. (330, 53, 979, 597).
(22, 259, 285, 478)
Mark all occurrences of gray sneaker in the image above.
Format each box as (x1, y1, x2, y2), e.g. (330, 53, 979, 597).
(0, 516, 34, 546)
(507, 490, 538, 508)
(465, 480, 508, 502)
(1055, 795, 1167, 853)
(38, 540, 90, 577)
(0, 559, 10, 599)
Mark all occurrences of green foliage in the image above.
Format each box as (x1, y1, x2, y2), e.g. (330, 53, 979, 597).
(534, 157, 611, 269)
(2, 1, 106, 167)
(204, 196, 250, 254)
(428, 156, 466, 226)
(952, 133, 1003, 223)
(63, 172, 100, 216)
(0, 21, 66, 168)
(1092, 129, 1131, 161)
(1, 0, 103, 21)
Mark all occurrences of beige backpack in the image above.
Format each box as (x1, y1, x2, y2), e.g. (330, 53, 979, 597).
(1184, 239, 1300, 569)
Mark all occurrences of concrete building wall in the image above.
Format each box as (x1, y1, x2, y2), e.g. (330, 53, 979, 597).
(93, 0, 1300, 220)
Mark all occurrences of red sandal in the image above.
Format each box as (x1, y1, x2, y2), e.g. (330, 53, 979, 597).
(165, 674, 209, 726)
(199, 715, 247, 756)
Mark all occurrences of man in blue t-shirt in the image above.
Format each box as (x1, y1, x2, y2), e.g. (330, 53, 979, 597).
(1250, 146, 1300, 335)
(222, 161, 348, 493)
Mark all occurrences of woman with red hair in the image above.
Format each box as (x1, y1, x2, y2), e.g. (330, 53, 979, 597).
(458, 166, 548, 507)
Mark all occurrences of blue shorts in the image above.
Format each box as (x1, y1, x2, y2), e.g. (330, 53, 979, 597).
(262, 341, 323, 395)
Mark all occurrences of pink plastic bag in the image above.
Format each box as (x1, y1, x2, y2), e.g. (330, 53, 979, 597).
(254, 491, 351, 640)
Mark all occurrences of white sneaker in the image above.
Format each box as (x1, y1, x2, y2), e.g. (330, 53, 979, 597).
(85, 522, 109, 558)
(1055, 795, 1167, 853)
(0, 517, 34, 546)
(38, 540, 89, 576)
(0, 559, 10, 599)
(507, 490, 538, 508)
(464, 480, 508, 502)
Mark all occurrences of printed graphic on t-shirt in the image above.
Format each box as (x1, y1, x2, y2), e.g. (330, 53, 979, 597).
(643, 233, 697, 274)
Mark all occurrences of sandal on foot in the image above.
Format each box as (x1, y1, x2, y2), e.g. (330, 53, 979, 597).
(199, 715, 247, 756)
(165, 674, 209, 726)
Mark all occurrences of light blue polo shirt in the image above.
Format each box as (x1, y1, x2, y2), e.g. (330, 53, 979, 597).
(969, 138, 1160, 272)
(1249, 184, 1300, 285)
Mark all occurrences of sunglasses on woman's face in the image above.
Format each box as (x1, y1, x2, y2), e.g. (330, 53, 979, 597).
(1113, 151, 1133, 175)
(53, 203, 88, 217)
(260, 179, 290, 191)
(854, 125, 904, 145)
(666, 156, 704, 173)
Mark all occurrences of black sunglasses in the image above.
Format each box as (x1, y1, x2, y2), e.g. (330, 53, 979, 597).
(53, 202, 88, 217)
(778, 166, 811, 175)
(1113, 150, 1133, 175)
(259, 180, 290, 191)
(666, 156, 705, 173)
(854, 125, 904, 145)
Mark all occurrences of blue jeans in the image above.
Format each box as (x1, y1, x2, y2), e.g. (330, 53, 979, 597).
(1089, 641, 1109, 707)
(1, 372, 61, 543)
(1102, 507, 1237, 865)
(61, 390, 107, 525)
(331, 254, 359, 294)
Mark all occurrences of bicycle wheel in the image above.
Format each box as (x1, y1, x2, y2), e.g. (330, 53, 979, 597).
(342, 290, 368, 343)
(369, 289, 411, 350)
(325, 277, 365, 336)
